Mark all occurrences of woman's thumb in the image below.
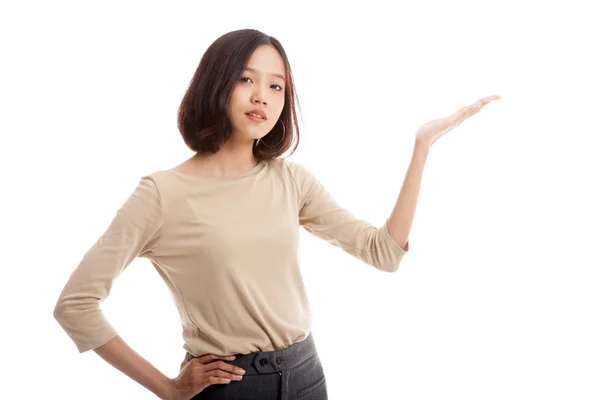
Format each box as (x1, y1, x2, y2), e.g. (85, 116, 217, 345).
(180, 352, 191, 371)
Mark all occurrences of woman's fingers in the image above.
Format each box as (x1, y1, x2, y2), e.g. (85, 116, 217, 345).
(483, 95, 501, 102)
(194, 353, 237, 364)
(171, 353, 244, 398)
(452, 95, 499, 123)
(201, 360, 246, 377)
(449, 106, 472, 125)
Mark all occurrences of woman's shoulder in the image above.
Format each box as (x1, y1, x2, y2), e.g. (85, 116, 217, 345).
(278, 157, 315, 178)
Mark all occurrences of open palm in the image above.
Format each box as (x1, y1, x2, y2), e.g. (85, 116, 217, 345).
(415, 95, 501, 148)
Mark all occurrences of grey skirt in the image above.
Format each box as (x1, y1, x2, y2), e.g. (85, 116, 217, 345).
(189, 332, 328, 399)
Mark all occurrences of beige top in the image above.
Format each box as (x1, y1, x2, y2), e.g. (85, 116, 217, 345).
(53, 157, 409, 356)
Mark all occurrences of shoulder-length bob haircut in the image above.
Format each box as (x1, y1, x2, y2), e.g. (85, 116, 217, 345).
(177, 29, 301, 160)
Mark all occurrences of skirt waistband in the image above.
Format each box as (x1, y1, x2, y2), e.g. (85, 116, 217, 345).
(188, 333, 317, 375)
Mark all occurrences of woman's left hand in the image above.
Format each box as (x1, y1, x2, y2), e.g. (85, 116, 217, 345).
(415, 95, 501, 148)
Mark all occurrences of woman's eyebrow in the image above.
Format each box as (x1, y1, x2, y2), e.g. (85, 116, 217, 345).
(243, 67, 285, 82)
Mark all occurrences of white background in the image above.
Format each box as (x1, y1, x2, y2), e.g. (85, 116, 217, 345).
(1, 0, 599, 399)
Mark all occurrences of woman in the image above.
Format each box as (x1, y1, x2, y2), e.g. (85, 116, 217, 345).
(53, 28, 500, 399)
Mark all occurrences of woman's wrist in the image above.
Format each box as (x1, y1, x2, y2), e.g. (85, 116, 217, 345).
(157, 376, 175, 400)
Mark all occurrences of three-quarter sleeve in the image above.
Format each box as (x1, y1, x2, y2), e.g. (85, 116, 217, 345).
(53, 175, 163, 353)
(286, 161, 408, 272)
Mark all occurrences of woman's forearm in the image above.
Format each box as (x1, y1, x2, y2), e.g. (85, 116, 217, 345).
(93, 335, 171, 400)
(386, 140, 430, 250)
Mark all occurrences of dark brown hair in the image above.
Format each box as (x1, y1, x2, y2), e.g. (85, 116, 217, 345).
(177, 29, 301, 160)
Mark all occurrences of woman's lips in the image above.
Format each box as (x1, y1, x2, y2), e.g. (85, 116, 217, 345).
(246, 114, 266, 123)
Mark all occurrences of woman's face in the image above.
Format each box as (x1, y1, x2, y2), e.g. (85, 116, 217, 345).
(228, 45, 286, 143)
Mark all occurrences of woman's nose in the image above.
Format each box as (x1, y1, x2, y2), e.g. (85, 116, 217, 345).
(252, 94, 266, 105)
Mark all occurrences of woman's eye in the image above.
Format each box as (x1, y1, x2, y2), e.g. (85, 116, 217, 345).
(240, 77, 282, 92)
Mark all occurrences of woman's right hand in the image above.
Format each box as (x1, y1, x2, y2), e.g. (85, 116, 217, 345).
(167, 353, 246, 400)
